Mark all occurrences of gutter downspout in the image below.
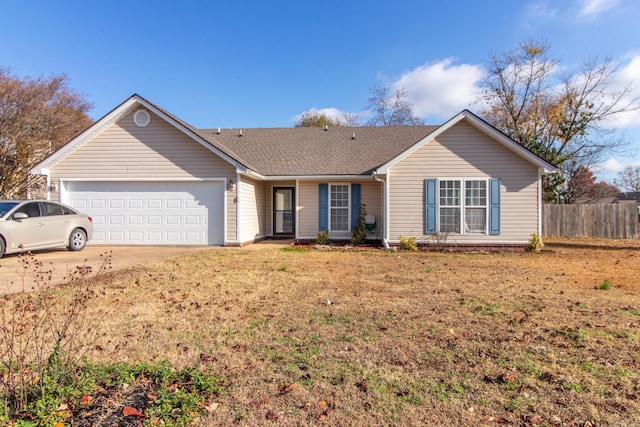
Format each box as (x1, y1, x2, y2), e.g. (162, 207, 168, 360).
(373, 171, 391, 250)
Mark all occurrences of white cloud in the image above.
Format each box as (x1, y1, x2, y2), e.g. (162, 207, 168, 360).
(526, 2, 558, 20)
(390, 59, 484, 120)
(292, 107, 346, 123)
(602, 52, 640, 128)
(578, 0, 619, 17)
(593, 156, 640, 181)
(594, 157, 629, 173)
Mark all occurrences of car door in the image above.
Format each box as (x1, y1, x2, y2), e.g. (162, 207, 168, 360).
(40, 202, 71, 246)
(10, 202, 45, 250)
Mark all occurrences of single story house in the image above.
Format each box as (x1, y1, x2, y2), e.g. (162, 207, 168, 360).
(31, 94, 557, 249)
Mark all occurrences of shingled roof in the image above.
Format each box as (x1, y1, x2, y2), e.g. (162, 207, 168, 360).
(199, 126, 439, 176)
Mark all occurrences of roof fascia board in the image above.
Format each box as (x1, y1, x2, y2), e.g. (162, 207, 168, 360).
(376, 110, 558, 174)
(238, 169, 266, 180)
(262, 175, 374, 181)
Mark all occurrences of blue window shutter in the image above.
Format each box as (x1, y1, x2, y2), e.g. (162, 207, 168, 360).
(424, 179, 437, 234)
(351, 183, 361, 230)
(318, 183, 328, 231)
(489, 178, 501, 235)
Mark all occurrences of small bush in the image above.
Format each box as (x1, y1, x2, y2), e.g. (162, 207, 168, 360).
(316, 230, 331, 245)
(525, 233, 542, 252)
(399, 235, 418, 251)
(599, 280, 611, 290)
(350, 204, 368, 245)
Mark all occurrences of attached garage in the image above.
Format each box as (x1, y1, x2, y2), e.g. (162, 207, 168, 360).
(60, 180, 225, 245)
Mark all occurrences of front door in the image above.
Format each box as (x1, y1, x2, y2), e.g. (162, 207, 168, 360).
(273, 187, 295, 235)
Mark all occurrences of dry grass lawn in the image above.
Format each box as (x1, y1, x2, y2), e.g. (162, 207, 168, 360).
(15, 238, 640, 425)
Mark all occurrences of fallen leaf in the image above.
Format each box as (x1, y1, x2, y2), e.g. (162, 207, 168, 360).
(318, 401, 328, 408)
(123, 406, 146, 418)
(80, 394, 93, 406)
(250, 397, 269, 408)
(278, 382, 300, 395)
(199, 353, 217, 363)
(265, 410, 279, 420)
(204, 402, 220, 413)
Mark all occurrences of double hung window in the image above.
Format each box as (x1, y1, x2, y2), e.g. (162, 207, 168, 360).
(437, 179, 487, 234)
(330, 184, 349, 231)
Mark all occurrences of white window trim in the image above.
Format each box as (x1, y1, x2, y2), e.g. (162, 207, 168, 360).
(329, 183, 351, 232)
(438, 178, 489, 235)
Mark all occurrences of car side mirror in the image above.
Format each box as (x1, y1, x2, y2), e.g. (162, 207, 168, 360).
(13, 212, 28, 220)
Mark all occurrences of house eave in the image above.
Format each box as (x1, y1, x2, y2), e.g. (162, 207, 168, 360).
(261, 174, 375, 181)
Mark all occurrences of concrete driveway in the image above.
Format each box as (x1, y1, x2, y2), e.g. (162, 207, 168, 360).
(0, 245, 213, 294)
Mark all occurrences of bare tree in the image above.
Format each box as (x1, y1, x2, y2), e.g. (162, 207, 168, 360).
(479, 40, 639, 199)
(365, 85, 424, 126)
(614, 165, 640, 192)
(340, 112, 361, 127)
(0, 68, 93, 198)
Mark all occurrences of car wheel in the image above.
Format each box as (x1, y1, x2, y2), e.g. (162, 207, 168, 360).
(0, 237, 5, 258)
(68, 228, 87, 251)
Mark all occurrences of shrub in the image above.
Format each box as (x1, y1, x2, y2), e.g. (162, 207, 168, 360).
(316, 230, 331, 245)
(525, 233, 542, 252)
(599, 280, 611, 290)
(399, 235, 418, 251)
(350, 204, 368, 245)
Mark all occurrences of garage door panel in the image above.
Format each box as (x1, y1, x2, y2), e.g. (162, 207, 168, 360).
(166, 216, 181, 225)
(147, 199, 162, 209)
(62, 181, 224, 245)
(110, 199, 124, 209)
(148, 216, 162, 225)
(129, 200, 143, 209)
(128, 232, 144, 241)
(72, 200, 88, 210)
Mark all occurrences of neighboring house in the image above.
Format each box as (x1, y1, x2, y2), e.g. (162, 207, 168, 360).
(31, 94, 557, 249)
(589, 192, 640, 221)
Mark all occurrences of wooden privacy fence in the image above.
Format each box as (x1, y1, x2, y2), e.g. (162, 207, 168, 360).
(542, 203, 639, 239)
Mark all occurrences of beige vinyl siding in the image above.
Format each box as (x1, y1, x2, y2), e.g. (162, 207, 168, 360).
(238, 176, 267, 243)
(49, 108, 238, 243)
(297, 181, 318, 239)
(361, 181, 383, 237)
(297, 180, 384, 240)
(388, 120, 539, 243)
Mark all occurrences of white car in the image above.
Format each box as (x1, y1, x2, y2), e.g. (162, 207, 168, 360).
(0, 200, 93, 258)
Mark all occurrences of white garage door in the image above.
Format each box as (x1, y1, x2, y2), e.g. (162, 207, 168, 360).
(62, 181, 224, 245)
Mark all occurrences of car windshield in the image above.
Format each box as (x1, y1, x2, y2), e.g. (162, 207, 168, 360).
(0, 202, 20, 218)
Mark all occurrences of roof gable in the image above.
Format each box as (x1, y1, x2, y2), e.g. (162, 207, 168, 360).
(31, 94, 245, 175)
(376, 110, 558, 174)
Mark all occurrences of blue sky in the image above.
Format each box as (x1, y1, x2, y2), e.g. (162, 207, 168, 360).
(2, 0, 639, 181)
